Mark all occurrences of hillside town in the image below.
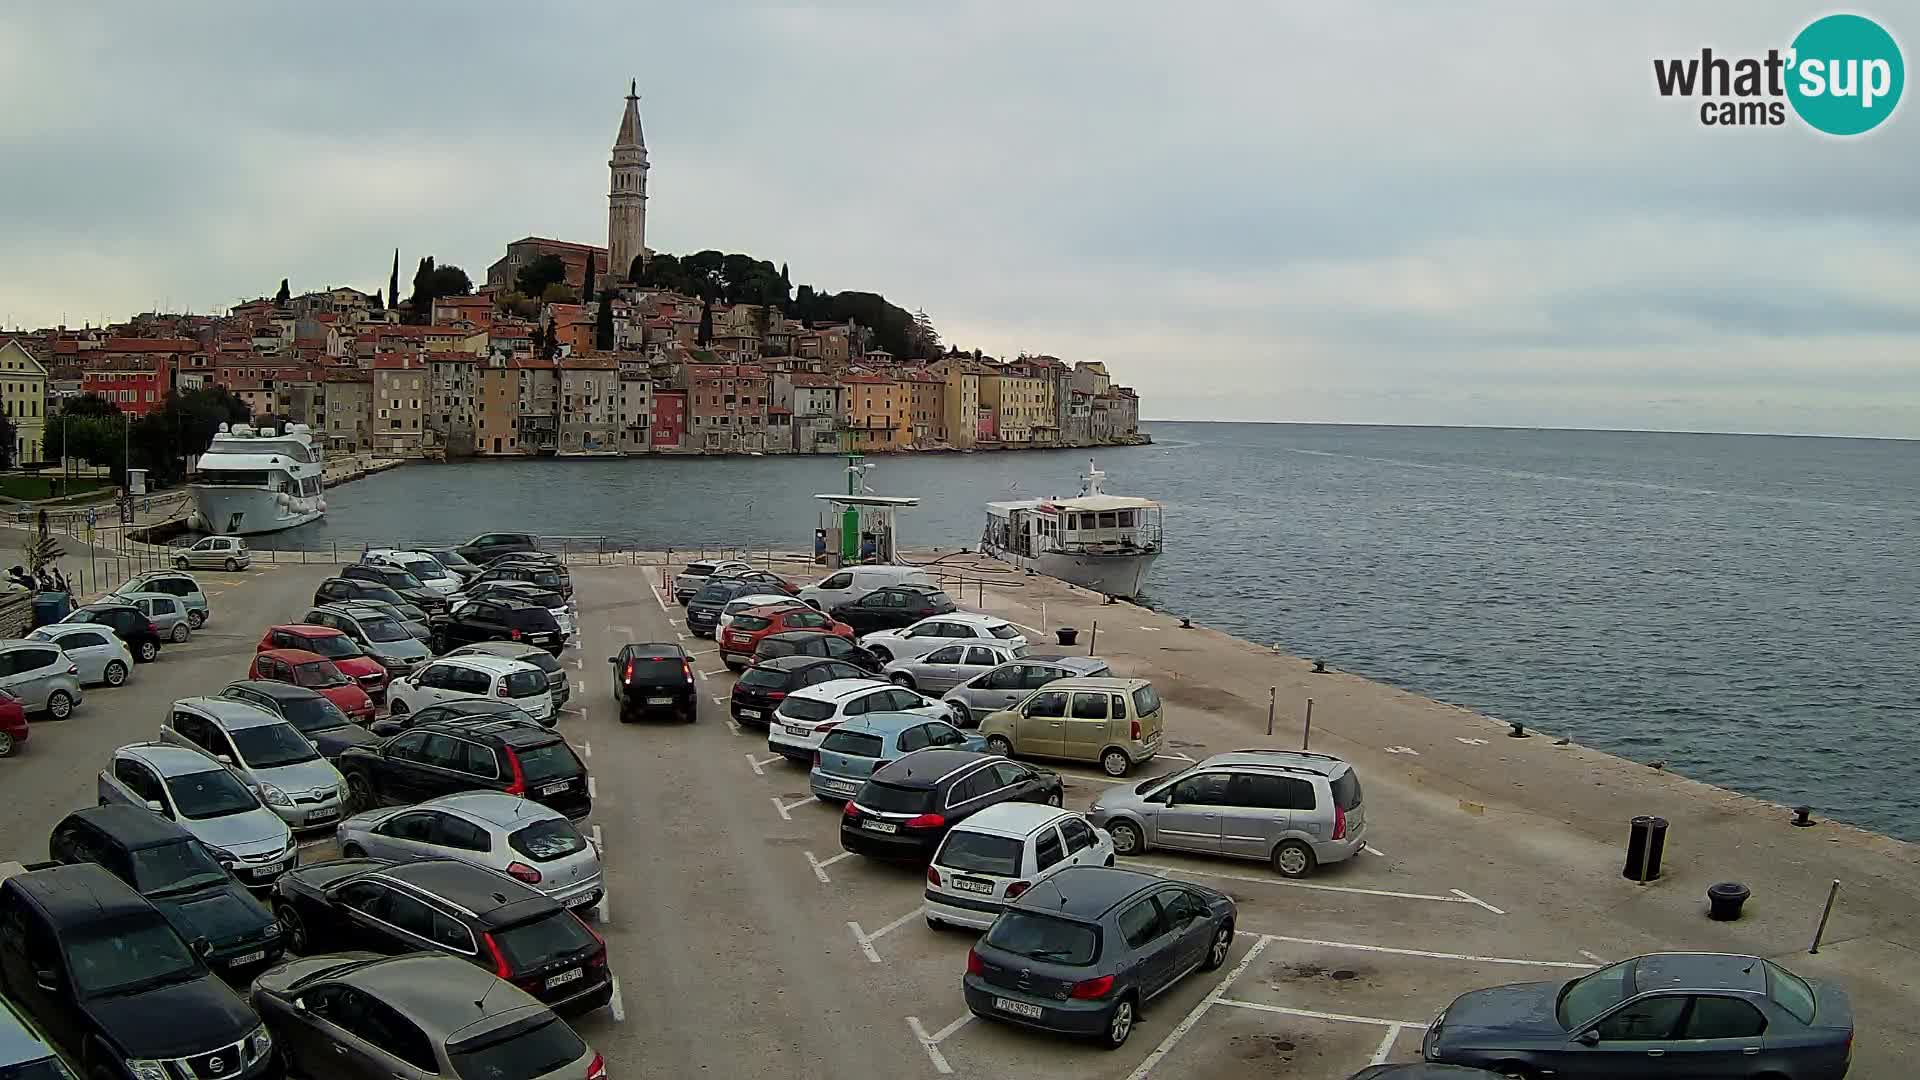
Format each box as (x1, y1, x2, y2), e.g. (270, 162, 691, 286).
(0, 85, 1144, 464)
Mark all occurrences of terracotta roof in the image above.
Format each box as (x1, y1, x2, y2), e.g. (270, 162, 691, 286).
(559, 355, 617, 370)
(767, 405, 792, 415)
(506, 237, 608, 256)
(103, 337, 196, 353)
(371, 355, 418, 370)
(424, 351, 479, 363)
(687, 364, 767, 380)
(788, 374, 841, 388)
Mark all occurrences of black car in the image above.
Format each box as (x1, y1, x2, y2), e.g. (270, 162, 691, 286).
(731, 655, 874, 728)
(367, 698, 532, 737)
(716, 568, 798, 594)
(338, 715, 591, 819)
(684, 579, 770, 638)
(831, 585, 959, 634)
(218, 680, 378, 759)
(842, 749, 1063, 861)
(1346, 1068, 1506, 1079)
(468, 561, 573, 603)
(270, 858, 612, 1017)
(455, 532, 540, 564)
(437, 598, 565, 655)
(424, 547, 481, 582)
(312, 577, 429, 624)
(46, 805, 283, 980)
(610, 643, 696, 722)
(63, 602, 164, 663)
(755, 630, 883, 673)
(340, 564, 448, 617)
(0, 863, 277, 1079)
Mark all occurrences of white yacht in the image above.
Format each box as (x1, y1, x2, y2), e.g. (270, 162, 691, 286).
(187, 423, 326, 536)
(982, 460, 1163, 598)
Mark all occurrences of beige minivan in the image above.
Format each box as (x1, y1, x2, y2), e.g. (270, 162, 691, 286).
(977, 677, 1164, 777)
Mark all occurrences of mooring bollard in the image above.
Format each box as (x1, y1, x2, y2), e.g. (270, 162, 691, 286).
(1302, 697, 1313, 750)
(1707, 882, 1751, 921)
(1624, 816, 1668, 883)
(1086, 620, 1098, 656)
(1809, 879, 1841, 953)
(1793, 806, 1816, 828)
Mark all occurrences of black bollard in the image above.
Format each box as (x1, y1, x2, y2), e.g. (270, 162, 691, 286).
(1055, 627, 1079, 648)
(1623, 816, 1669, 882)
(1707, 882, 1751, 921)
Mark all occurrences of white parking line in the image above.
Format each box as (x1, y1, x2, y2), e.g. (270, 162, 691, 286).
(726, 718, 742, 736)
(608, 977, 626, 1021)
(1580, 949, 1608, 964)
(1251, 933, 1597, 970)
(684, 648, 718, 657)
(1131, 862, 1503, 911)
(587, 776, 598, 799)
(1055, 770, 1135, 785)
(651, 586, 671, 614)
(589, 825, 602, 854)
(1214, 998, 1428, 1030)
(746, 752, 784, 776)
(848, 909, 919, 963)
(1126, 935, 1270, 1080)
(569, 656, 582, 670)
(574, 680, 584, 694)
(699, 667, 730, 678)
(770, 795, 814, 821)
(1370, 1024, 1404, 1064)
(594, 885, 612, 925)
(1363, 843, 1388, 857)
(906, 1014, 972, 1075)
(711, 696, 729, 705)
(1449, 888, 1507, 915)
(805, 849, 853, 883)
(1162, 751, 1197, 763)
(580, 741, 592, 759)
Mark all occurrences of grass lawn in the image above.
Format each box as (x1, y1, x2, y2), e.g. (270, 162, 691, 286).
(0, 474, 114, 501)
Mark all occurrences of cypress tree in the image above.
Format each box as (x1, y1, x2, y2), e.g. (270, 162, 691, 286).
(582, 258, 596, 305)
(275, 279, 290, 304)
(697, 296, 713, 346)
(389, 249, 400, 310)
(595, 293, 615, 351)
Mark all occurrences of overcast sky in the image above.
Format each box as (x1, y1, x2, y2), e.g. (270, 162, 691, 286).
(3, 2, 1915, 437)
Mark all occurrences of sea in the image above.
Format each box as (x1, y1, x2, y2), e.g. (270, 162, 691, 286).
(275, 423, 1920, 840)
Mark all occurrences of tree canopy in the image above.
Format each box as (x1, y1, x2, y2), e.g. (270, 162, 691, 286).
(631, 249, 939, 359)
(406, 256, 473, 316)
(515, 254, 570, 301)
(48, 388, 252, 486)
(275, 278, 290, 304)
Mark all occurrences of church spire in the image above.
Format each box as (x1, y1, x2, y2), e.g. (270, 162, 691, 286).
(615, 80, 644, 149)
(608, 79, 650, 284)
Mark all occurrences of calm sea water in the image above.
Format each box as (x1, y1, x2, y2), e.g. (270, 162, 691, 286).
(283, 424, 1920, 839)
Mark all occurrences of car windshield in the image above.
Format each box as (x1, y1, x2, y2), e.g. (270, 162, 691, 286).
(921, 590, 956, 607)
(449, 1016, 585, 1080)
(503, 670, 547, 698)
(1557, 959, 1636, 1030)
(821, 729, 884, 757)
(731, 615, 772, 632)
(168, 769, 261, 819)
(513, 741, 582, 784)
(282, 696, 350, 734)
(130, 840, 229, 896)
(736, 666, 790, 690)
(430, 549, 475, 570)
(293, 661, 347, 688)
(694, 583, 738, 603)
(987, 623, 1022, 640)
(359, 616, 411, 643)
(517, 652, 561, 675)
(231, 722, 320, 768)
(509, 819, 588, 862)
(1135, 765, 1194, 795)
(400, 559, 444, 580)
(776, 698, 835, 722)
(859, 781, 936, 814)
(63, 915, 199, 997)
(359, 584, 406, 606)
(0, 1056, 79, 1079)
(385, 570, 425, 590)
(937, 831, 1024, 876)
(983, 911, 1098, 965)
(491, 911, 595, 970)
(302, 634, 361, 659)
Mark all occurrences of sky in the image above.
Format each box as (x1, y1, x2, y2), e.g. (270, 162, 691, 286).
(2, 2, 1916, 437)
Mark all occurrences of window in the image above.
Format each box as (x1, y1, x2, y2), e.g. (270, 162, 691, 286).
(378, 890, 438, 942)
(1034, 827, 1065, 871)
(964, 646, 1000, 667)
(882, 689, 924, 711)
(897, 725, 932, 753)
(988, 761, 1030, 788)
(1765, 961, 1817, 1024)
(1230, 774, 1317, 811)
(947, 769, 996, 804)
(1132, 684, 1162, 716)
(383, 812, 436, 842)
(1069, 693, 1109, 720)
(983, 664, 1026, 690)
(1594, 994, 1687, 1041)
(1024, 690, 1068, 718)
(1680, 996, 1767, 1039)
(1158, 888, 1206, 925)
(1117, 899, 1166, 948)
(1170, 772, 1232, 806)
(1060, 817, 1096, 853)
(418, 734, 467, 772)
(923, 645, 966, 665)
(433, 814, 492, 851)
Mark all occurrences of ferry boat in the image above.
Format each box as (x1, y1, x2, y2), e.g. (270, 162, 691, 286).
(982, 460, 1162, 598)
(187, 423, 326, 536)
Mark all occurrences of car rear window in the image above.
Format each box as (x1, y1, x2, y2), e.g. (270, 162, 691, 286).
(1766, 961, 1817, 1024)
(1331, 768, 1363, 811)
(731, 615, 772, 632)
(509, 819, 588, 862)
(685, 562, 717, 576)
(512, 741, 582, 784)
(1132, 684, 1162, 715)
(822, 730, 884, 757)
(518, 652, 561, 676)
(400, 559, 444, 580)
(283, 696, 350, 734)
(737, 666, 791, 690)
(859, 780, 937, 814)
(449, 1016, 585, 1080)
(490, 910, 595, 970)
(513, 589, 565, 609)
(231, 722, 321, 768)
(624, 657, 683, 679)
(777, 698, 835, 722)
(360, 616, 411, 643)
(303, 633, 361, 659)
(510, 607, 559, 631)
(983, 911, 1098, 965)
(988, 623, 1022, 640)
(937, 831, 1024, 876)
(503, 670, 547, 698)
(694, 582, 738, 602)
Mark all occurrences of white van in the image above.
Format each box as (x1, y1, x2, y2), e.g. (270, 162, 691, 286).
(799, 565, 935, 610)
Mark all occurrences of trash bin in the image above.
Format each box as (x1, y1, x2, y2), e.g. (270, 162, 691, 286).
(1055, 627, 1079, 647)
(1623, 815, 1669, 881)
(1707, 882, 1751, 921)
(31, 591, 70, 628)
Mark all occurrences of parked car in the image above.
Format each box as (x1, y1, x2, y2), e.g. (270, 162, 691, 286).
(0, 692, 25, 757)
(60, 602, 163, 663)
(341, 563, 449, 617)
(860, 612, 1028, 664)
(269, 858, 613, 1016)
(885, 641, 1028, 695)
(752, 630, 883, 673)
(314, 576, 430, 625)
(799, 565, 936, 610)
(942, 655, 1114, 727)
(25, 623, 132, 689)
(448, 641, 571, 708)
(809, 713, 983, 802)
(769, 678, 961, 763)
(0, 640, 83, 718)
(172, 534, 251, 571)
(47, 805, 283, 979)
(258, 624, 389, 700)
(246, 649, 377, 722)
(117, 570, 211, 628)
(337, 714, 591, 820)
(455, 532, 540, 564)
(672, 559, 753, 604)
(831, 584, 959, 634)
(363, 548, 463, 594)
(0, 987, 77, 1078)
(252, 952, 607, 1080)
(97, 742, 297, 888)
(719, 593, 806, 634)
(609, 643, 696, 723)
(1425, 952, 1854, 1080)
(977, 677, 1165, 777)
(220, 679, 379, 759)
(436, 598, 565, 656)
(0, 863, 277, 1080)
(356, 598, 435, 642)
(367, 698, 533, 738)
(964, 866, 1237, 1049)
(1090, 749, 1368, 878)
(925, 804, 1115, 930)
(390, 654, 556, 725)
(108, 591, 193, 643)
(336, 792, 603, 910)
(730, 655, 873, 728)
(721, 606, 857, 669)
(685, 579, 768, 638)
(159, 696, 350, 833)
(1347, 1068, 1505, 1079)
(840, 748, 1063, 861)
(712, 568, 797, 594)
(424, 546, 482, 583)
(303, 604, 434, 678)
(467, 560, 574, 605)
(452, 582, 575, 641)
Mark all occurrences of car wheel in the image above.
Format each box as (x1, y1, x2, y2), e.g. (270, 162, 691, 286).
(188, 609, 206, 629)
(724, 660, 744, 672)
(1108, 820, 1143, 856)
(103, 660, 128, 687)
(1100, 748, 1131, 777)
(889, 672, 916, 689)
(388, 699, 409, 716)
(224, 558, 239, 571)
(0, 730, 14, 757)
(173, 556, 189, 569)
(46, 690, 73, 720)
(1489, 1064, 1536, 1080)
(1044, 789, 1063, 807)
(985, 735, 1013, 756)
(1202, 921, 1234, 971)
(275, 902, 308, 954)
(137, 641, 158, 662)
(951, 704, 975, 728)
(868, 646, 892, 663)
(345, 771, 374, 811)
(1100, 996, 1137, 1050)
(171, 623, 190, 643)
(340, 842, 365, 859)
(1272, 840, 1317, 878)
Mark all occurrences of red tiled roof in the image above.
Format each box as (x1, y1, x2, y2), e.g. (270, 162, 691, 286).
(371, 355, 418, 371)
(507, 236, 608, 256)
(788, 374, 841, 388)
(767, 405, 792, 415)
(103, 337, 196, 353)
(559, 354, 617, 370)
(687, 364, 767, 380)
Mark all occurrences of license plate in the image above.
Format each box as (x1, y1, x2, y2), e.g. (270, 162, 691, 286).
(230, 950, 267, 967)
(824, 779, 858, 794)
(785, 724, 810, 737)
(648, 696, 674, 705)
(994, 997, 1044, 1019)
(738, 707, 761, 718)
(540, 781, 570, 796)
(247, 862, 284, 879)
(307, 809, 338, 824)
(545, 968, 584, 990)
(951, 877, 994, 895)
(573, 889, 602, 909)
(862, 820, 898, 834)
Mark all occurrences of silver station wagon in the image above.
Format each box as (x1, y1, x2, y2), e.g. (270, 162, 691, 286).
(941, 655, 1112, 727)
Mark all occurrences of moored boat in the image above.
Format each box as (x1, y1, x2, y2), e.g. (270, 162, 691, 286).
(187, 423, 326, 536)
(981, 460, 1162, 597)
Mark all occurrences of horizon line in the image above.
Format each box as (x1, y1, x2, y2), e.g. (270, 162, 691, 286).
(1137, 418, 1920, 444)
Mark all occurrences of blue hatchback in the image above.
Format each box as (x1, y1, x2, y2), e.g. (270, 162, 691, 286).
(809, 712, 985, 803)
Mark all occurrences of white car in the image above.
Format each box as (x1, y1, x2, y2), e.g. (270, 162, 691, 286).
(798, 565, 936, 610)
(767, 678, 958, 762)
(859, 612, 1028, 664)
(364, 548, 464, 595)
(388, 654, 556, 724)
(924, 804, 1115, 931)
(719, 593, 807, 634)
(27, 623, 134, 687)
(673, 559, 755, 604)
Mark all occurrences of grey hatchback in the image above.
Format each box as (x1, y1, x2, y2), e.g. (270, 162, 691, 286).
(941, 654, 1112, 727)
(964, 866, 1235, 1050)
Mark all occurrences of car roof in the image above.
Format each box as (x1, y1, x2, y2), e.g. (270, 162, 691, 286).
(872, 748, 991, 787)
(1039, 676, 1149, 691)
(739, 603, 804, 617)
(221, 680, 325, 703)
(950, 802, 1073, 839)
(837, 711, 942, 737)
(1631, 953, 1768, 995)
(428, 792, 564, 829)
(434, 654, 540, 676)
(1014, 655, 1110, 674)
(792, 677, 893, 703)
(761, 630, 831, 644)
(78, 601, 138, 613)
(928, 611, 1011, 628)
(324, 602, 394, 619)
(117, 741, 232, 776)
(1014, 866, 1162, 918)
(750, 655, 844, 673)
(112, 590, 175, 603)
(33, 622, 111, 637)
(726, 593, 798, 607)
(0, 639, 62, 652)
(1201, 749, 1351, 779)
(338, 953, 526, 1037)
(420, 716, 561, 747)
(621, 642, 686, 656)
(69, 804, 194, 850)
(258, 648, 329, 666)
(178, 695, 286, 728)
(450, 641, 547, 660)
(374, 859, 551, 922)
(2, 862, 153, 922)
(268, 623, 344, 636)
(369, 549, 435, 560)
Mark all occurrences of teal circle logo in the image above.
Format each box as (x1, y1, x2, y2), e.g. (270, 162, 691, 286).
(1787, 14, 1904, 135)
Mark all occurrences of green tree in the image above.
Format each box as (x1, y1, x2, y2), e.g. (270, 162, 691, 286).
(275, 278, 290, 304)
(539, 283, 574, 304)
(582, 258, 596, 305)
(389, 249, 400, 311)
(697, 296, 713, 345)
(0, 412, 15, 470)
(595, 295, 615, 351)
(64, 394, 121, 418)
(516, 254, 569, 299)
(407, 258, 473, 317)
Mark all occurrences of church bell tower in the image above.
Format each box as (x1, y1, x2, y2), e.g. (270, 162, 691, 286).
(607, 80, 649, 286)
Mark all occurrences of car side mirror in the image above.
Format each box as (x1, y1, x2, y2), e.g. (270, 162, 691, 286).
(1576, 1029, 1600, 1047)
(371, 720, 400, 737)
(217, 755, 233, 766)
(33, 968, 58, 991)
(145, 799, 165, 813)
(607, 656, 618, 664)
(191, 937, 213, 959)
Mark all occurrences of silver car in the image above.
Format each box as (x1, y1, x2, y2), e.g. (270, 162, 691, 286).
(25, 623, 132, 688)
(172, 534, 251, 571)
(0, 639, 84, 718)
(302, 603, 432, 676)
(446, 641, 571, 708)
(97, 741, 296, 889)
(157, 696, 349, 833)
(337, 791, 604, 910)
(112, 590, 193, 643)
(884, 641, 1028, 695)
(120, 569, 211, 627)
(941, 654, 1113, 726)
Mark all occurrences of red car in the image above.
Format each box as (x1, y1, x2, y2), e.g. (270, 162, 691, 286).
(250, 648, 377, 723)
(257, 624, 388, 701)
(720, 605, 855, 669)
(0, 690, 25, 757)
